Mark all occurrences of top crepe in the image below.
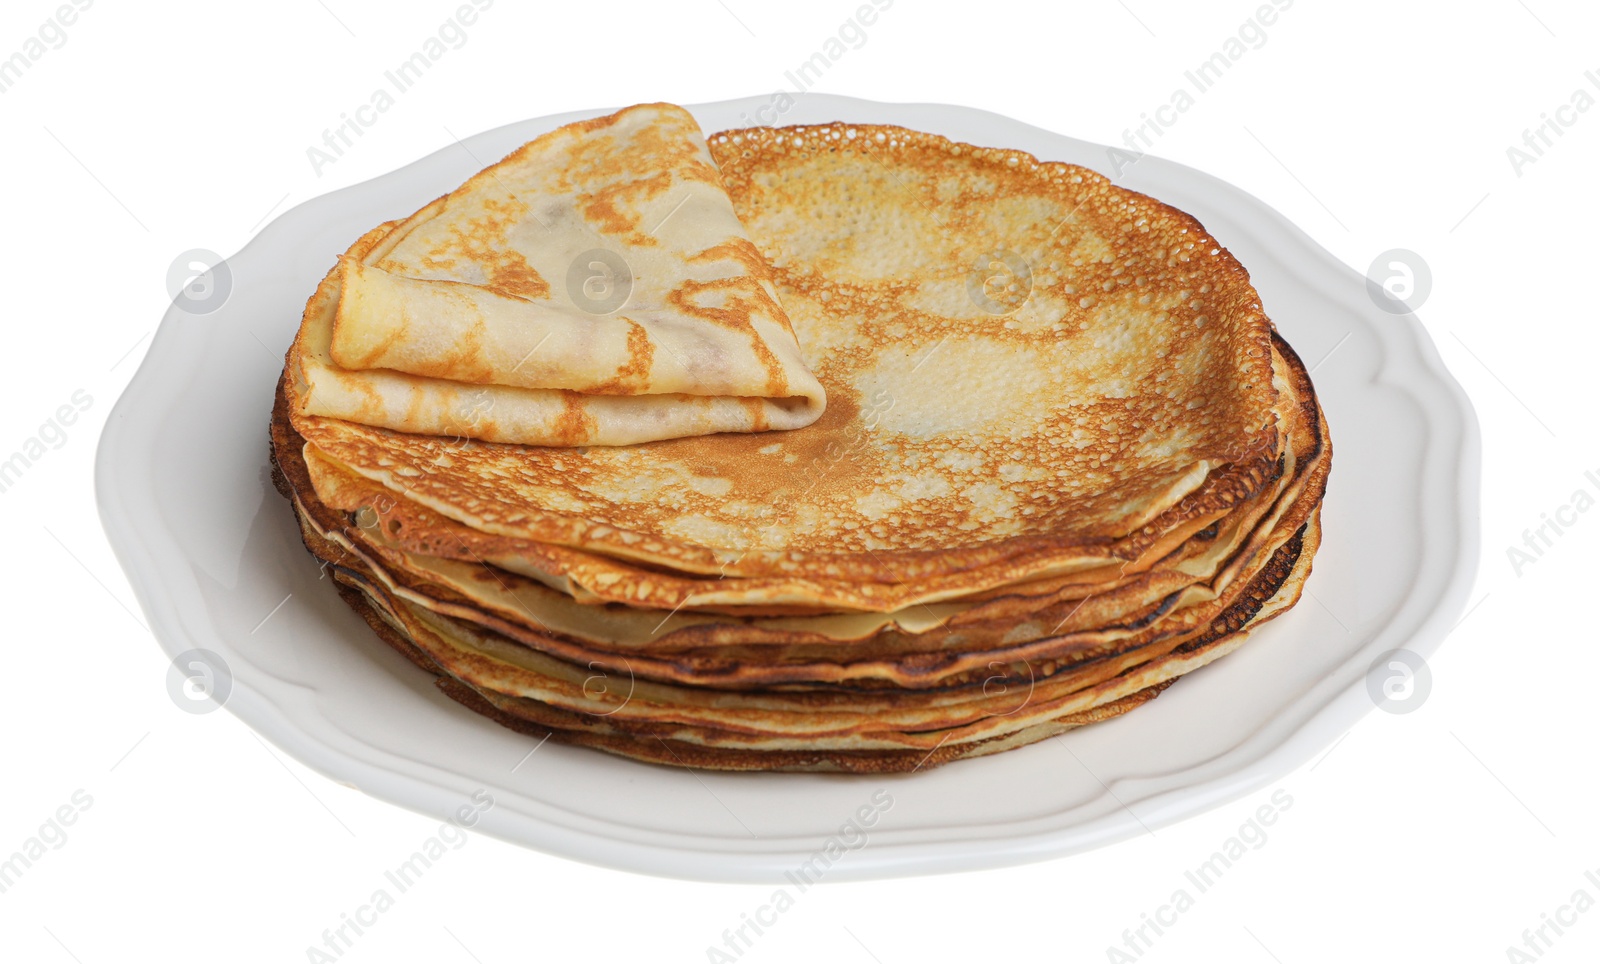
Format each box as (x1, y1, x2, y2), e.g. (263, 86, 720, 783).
(292, 103, 826, 446)
(291, 121, 1283, 578)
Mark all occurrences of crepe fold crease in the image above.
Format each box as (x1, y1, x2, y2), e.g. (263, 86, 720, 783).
(272, 111, 1332, 772)
(293, 103, 826, 447)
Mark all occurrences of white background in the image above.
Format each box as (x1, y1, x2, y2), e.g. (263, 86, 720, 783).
(1, 0, 1595, 961)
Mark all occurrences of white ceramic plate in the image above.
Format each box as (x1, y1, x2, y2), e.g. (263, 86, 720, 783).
(96, 95, 1478, 882)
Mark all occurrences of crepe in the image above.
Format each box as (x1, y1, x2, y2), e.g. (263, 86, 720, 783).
(279, 414, 1314, 733)
(276, 354, 1324, 694)
(290, 121, 1284, 584)
(337, 522, 1309, 748)
(271, 332, 1326, 668)
(302, 504, 1317, 770)
(291, 452, 1318, 695)
(293, 333, 1321, 620)
(291, 103, 826, 446)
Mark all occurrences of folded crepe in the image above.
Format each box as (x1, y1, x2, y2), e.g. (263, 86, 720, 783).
(292, 103, 826, 446)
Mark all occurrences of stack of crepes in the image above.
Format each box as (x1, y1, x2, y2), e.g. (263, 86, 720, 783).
(272, 103, 1331, 773)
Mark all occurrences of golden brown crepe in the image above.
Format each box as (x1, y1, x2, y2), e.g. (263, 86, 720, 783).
(292, 103, 825, 446)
